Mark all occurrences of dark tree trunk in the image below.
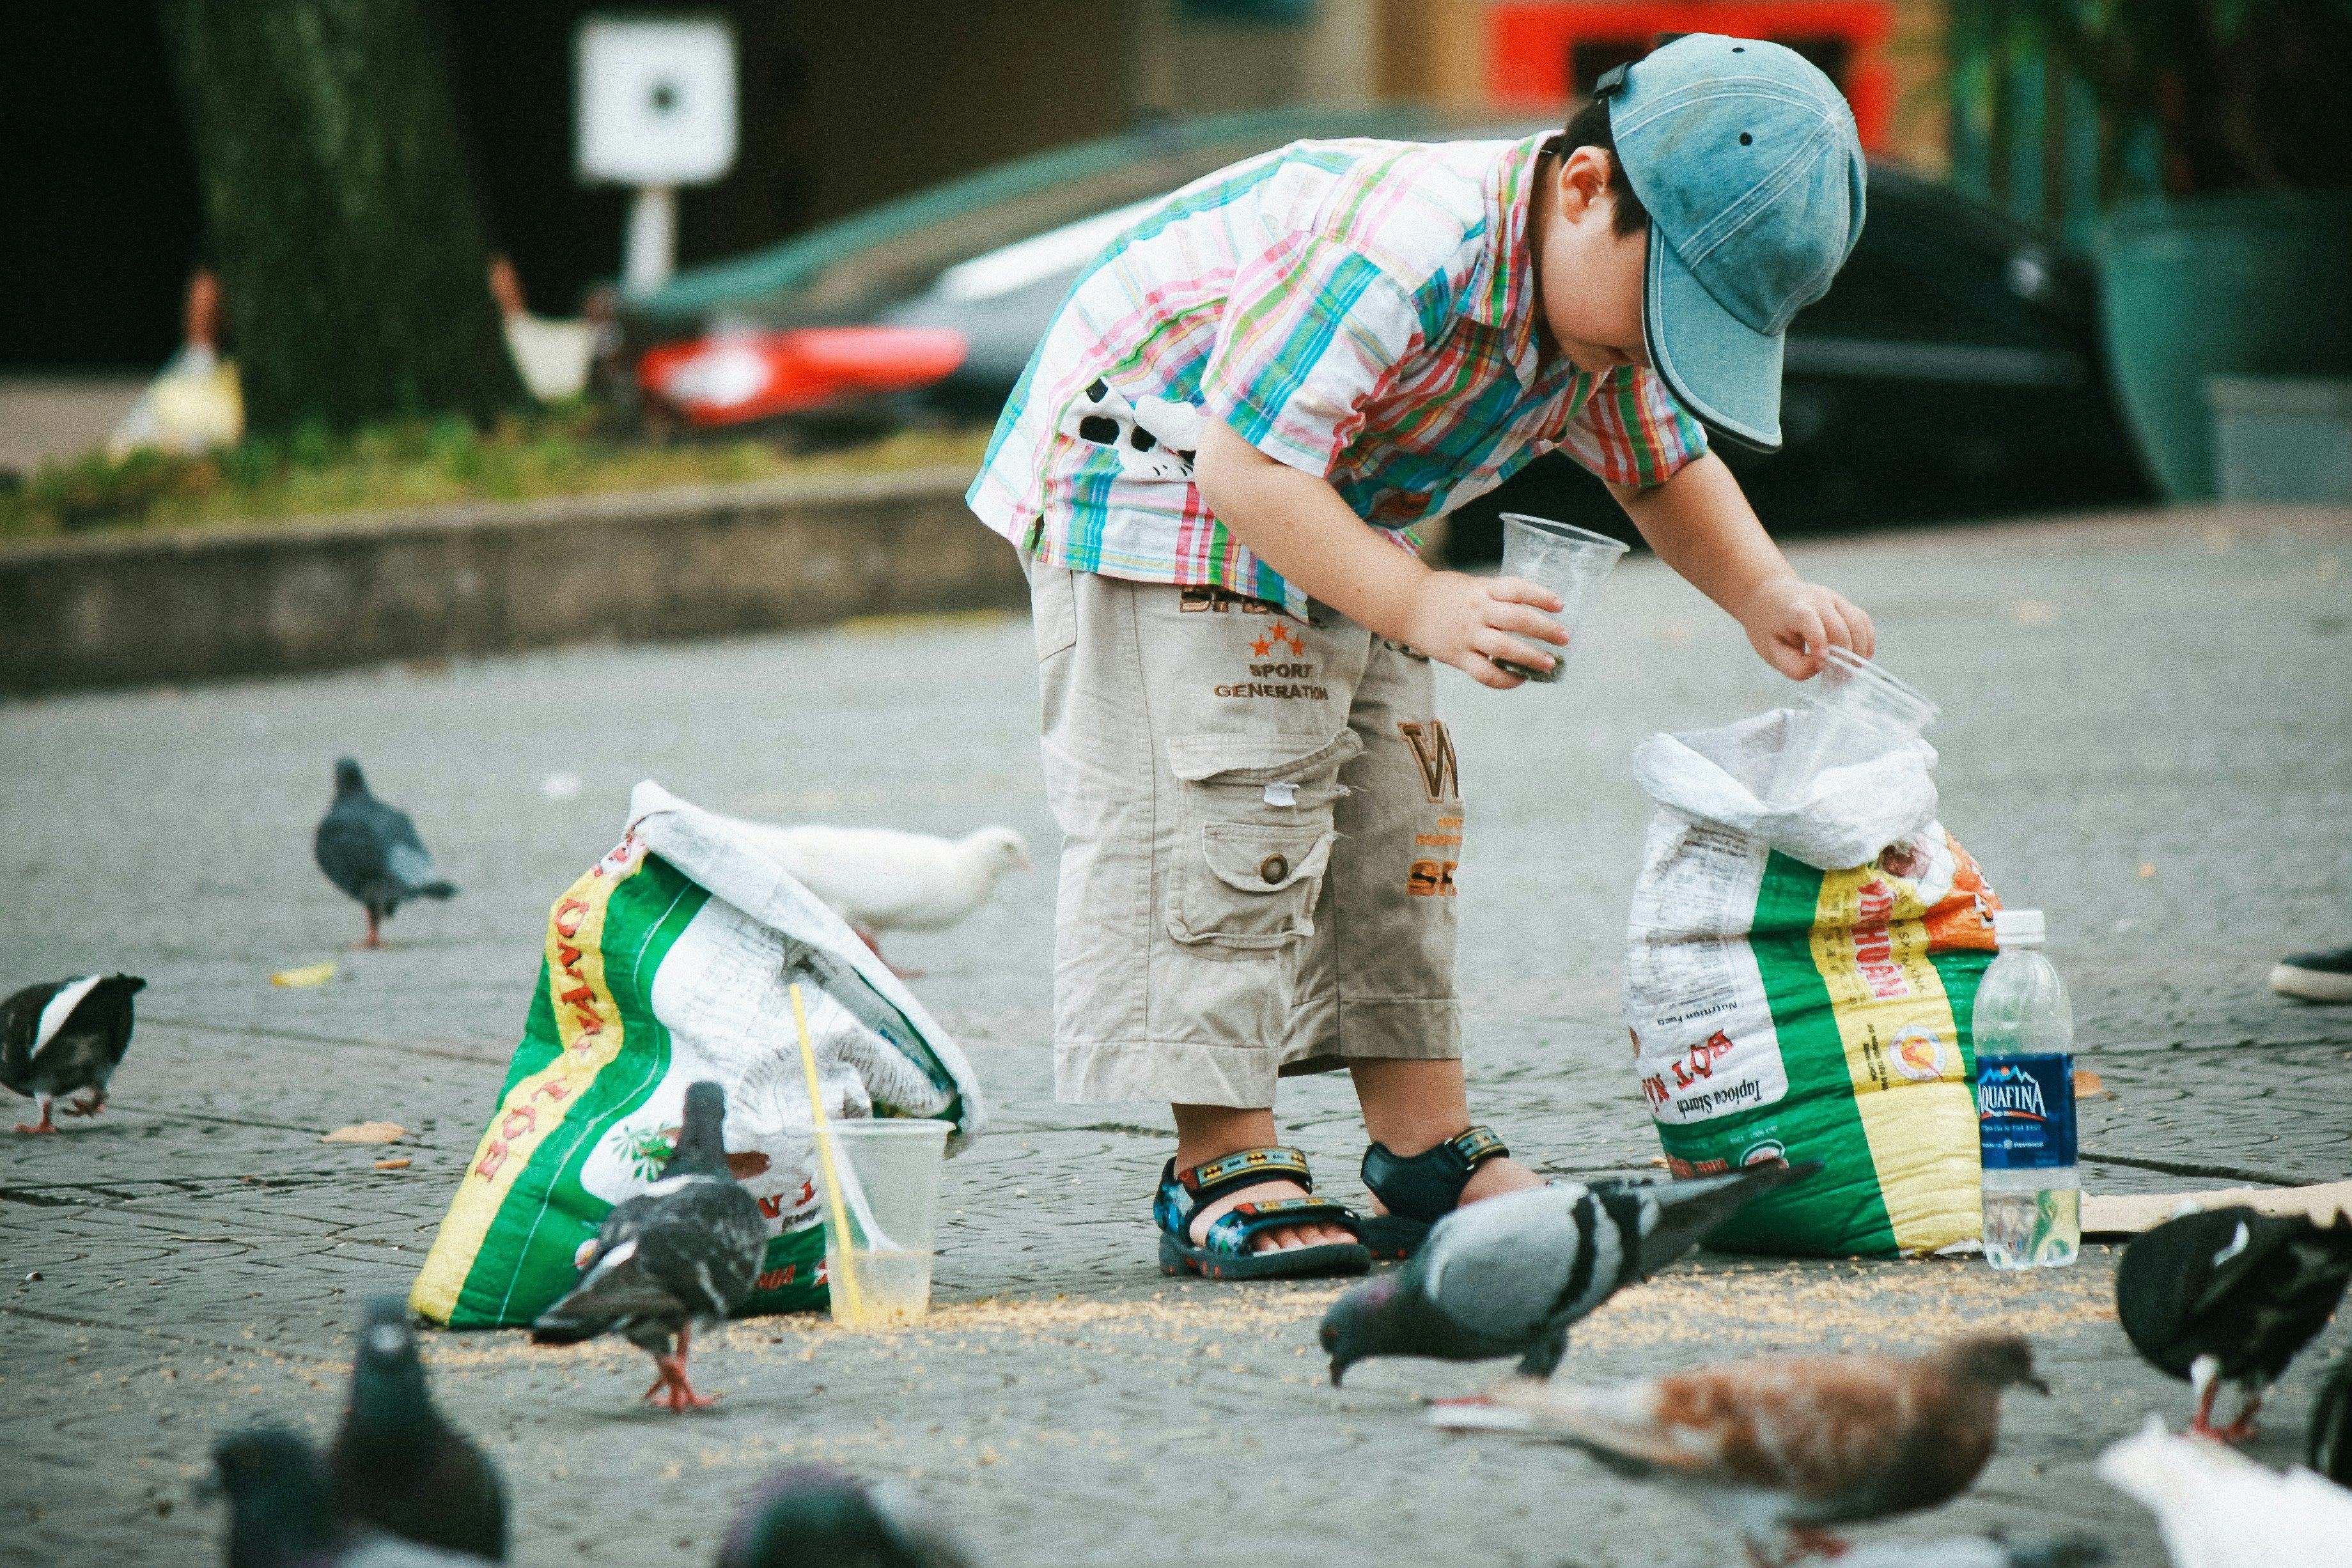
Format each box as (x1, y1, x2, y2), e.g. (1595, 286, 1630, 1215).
(158, 0, 526, 435)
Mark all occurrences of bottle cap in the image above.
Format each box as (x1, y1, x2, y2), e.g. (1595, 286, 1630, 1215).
(1992, 908, 2045, 947)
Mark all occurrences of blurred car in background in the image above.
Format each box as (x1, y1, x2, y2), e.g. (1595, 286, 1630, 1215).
(625, 111, 2152, 541)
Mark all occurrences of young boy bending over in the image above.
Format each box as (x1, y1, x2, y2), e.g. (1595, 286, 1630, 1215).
(967, 35, 1877, 1277)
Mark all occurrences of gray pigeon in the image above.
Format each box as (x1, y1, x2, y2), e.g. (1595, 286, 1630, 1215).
(719, 1466, 973, 1568)
(314, 759, 456, 947)
(1320, 1161, 1820, 1384)
(531, 1080, 767, 1411)
(212, 1429, 495, 1568)
(2, 974, 144, 1133)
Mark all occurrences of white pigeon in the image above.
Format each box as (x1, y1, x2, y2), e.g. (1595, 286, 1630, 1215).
(2098, 1413, 2352, 1568)
(719, 817, 1030, 969)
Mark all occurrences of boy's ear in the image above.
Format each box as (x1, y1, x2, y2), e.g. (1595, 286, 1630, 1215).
(1555, 145, 1615, 224)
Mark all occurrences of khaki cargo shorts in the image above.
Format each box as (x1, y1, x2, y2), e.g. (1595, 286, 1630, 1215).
(1030, 559, 1464, 1107)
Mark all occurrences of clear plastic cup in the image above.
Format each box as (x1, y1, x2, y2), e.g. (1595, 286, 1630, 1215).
(1764, 646, 1940, 804)
(814, 1118, 951, 1330)
(1494, 513, 1631, 683)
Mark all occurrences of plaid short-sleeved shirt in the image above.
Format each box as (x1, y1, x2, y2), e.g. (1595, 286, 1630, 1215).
(967, 132, 1708, 615)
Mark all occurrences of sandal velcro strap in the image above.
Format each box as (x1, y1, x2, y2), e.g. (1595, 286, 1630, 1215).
(1154, 1147, 1323, 1245)
(1183, 1145, 1313, 1204)
(1360, 1125, 1509, 1224)
(1199, 1197, 1360, 1258)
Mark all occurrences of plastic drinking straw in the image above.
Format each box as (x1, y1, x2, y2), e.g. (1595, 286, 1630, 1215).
(790, 983, 864, 1321)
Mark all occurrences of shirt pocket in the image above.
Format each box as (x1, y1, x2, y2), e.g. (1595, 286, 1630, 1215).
(1164, 728, 1361, 956)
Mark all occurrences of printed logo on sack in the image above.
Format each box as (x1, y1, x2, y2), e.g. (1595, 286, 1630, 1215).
(1740, 1138, 1788, 1167)
(1890, 1025, 1947, 1082)
(1850, 878, 1912, 1001)
(1642, 1030, 1764, 1117)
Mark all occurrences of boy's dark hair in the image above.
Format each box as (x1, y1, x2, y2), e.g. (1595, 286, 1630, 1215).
(1559, 98, 1652, 238)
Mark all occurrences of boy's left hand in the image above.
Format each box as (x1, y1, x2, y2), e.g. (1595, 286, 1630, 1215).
(1738, 577, 1875, 679)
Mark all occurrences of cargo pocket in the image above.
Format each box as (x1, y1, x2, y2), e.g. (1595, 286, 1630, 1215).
(1031, 553, 1077, 663)
(1165, 728, 1360, 956)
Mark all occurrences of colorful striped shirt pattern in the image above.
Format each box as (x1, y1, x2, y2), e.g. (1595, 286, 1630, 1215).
(967, 132, 1708, 614)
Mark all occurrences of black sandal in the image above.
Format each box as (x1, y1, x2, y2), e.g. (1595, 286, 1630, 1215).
(1359, 1126, 1510, 1259)
(1154, 1146, 1371, 1280)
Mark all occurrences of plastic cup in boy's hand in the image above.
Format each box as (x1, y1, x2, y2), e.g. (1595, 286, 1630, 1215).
(1492, 514, 1631, 683)
(1764, 646, 1940, 804)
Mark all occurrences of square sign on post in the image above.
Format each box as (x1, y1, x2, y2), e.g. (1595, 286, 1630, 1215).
(575, 14, 738, 294)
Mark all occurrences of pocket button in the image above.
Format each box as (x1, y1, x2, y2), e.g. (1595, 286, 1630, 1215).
(1259, 853, 1289, 884)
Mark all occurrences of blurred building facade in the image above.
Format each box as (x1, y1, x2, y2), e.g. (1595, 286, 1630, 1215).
(10, 0, 1960, 374)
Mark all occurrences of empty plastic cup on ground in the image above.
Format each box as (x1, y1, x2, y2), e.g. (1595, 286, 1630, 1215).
(814, 1118, 951, 1330)
(1764, 646, 1940, 804)
(1494, 513, 1630, 683)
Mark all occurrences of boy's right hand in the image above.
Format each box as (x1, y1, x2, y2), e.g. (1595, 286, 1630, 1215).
(1401, 571, 1571, 689)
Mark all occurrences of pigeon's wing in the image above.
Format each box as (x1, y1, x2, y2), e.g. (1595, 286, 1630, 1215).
(1488, 1376, 1713, 1475)
(533, 1238, 684, 1332)
(1415, 1184, 1599, 1344)
(1627, 1161, 1825, 1278)
(632, 1182, 767, 1318)
(0, 981, 62, 1091)
(384, 839, 451, 895)
(316, 810, 392, 899)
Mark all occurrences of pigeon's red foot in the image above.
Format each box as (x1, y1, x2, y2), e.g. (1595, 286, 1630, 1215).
(12, 1121, 58, 1135)
(61, 1096, 105, 1119)
(643, 1353, 715, 1412)
(1782, 1528, 1851, 1562)
(855, 929, 923, 980)
(2195, 1399, 2264, 1443)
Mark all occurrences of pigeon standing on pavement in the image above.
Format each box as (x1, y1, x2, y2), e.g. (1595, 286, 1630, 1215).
(532, 1080, 766, 1411)
(2115, 1205, 2352, 1440)
(718, 1466, 973, 1568)
(213, 1429, 494, 1568)
(1, 973, 144, 1133)
(2099, 1412, 2352, 1568)
(315, 759, 456, 948)
(1320, 1161, 1821, 1385)
(329, 1298, 507, 1560)
(720, 818, 1029, 969)
(1447, 1335, 2048, 1564)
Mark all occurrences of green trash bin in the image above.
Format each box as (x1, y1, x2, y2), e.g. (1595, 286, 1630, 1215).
(2208, 377, 2352, 504)
(2099, 192, 2352, 501)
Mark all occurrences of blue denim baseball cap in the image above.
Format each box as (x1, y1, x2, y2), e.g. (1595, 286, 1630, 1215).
(1597, 34, 1867, 451)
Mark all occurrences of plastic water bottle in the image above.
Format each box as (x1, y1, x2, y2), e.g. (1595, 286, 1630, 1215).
(1974, 908, 2080, 1269)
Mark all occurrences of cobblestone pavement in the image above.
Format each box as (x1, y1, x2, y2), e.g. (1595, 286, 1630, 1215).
(5, 506, 2350, 1568)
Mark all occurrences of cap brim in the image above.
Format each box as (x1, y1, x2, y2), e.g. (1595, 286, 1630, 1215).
(1645, 232, 1785, 453)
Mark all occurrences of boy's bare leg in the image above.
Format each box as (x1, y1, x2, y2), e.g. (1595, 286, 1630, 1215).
(1349, 1058, 1544, 1212)
(1173, 1105, 1356, 1252)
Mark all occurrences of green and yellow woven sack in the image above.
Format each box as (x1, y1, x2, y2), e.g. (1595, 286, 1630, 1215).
(1626, 717, 1998, 1257)
(411, 783, 984, 1326)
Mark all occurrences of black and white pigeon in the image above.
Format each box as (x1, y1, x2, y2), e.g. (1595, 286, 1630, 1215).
(718, 1466, 972, 1568)
(1, 973, 144, 1133)
(212, 1429, 495, 1568)
(2115, 1204, 2352, 1440)
(1320, 1161, 1821, 1385)
(2313, 1352, 2352, 1487)
(314, 758, 456, 948)
(531, 1080, 766, 1411)
(329, 1298, 507, 1560)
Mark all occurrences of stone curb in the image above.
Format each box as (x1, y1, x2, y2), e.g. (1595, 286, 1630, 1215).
(0, 465, 1012, 695)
